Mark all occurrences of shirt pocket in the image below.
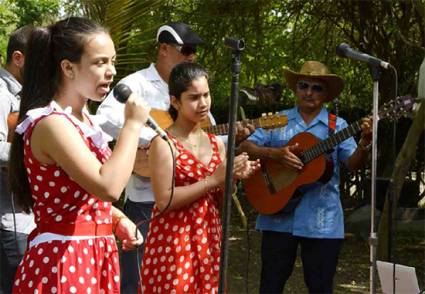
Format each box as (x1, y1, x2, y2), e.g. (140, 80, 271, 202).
(310, 185, 340, 233)
(269, 129, 289, 148)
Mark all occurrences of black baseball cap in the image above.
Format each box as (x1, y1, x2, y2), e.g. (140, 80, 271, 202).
(156, 22, 204, 46)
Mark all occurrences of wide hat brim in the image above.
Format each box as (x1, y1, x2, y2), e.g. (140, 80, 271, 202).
(283, 67, 344, 102)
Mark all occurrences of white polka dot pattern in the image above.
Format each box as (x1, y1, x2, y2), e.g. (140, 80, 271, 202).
(13, 111, 118, 293)
(141, 133, 223, 293)
(13, 237, 119, 293)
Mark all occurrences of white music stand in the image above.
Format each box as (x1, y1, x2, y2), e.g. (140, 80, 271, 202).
(377, 260, 421, 294)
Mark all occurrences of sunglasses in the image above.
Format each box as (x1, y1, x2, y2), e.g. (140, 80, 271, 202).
(169, 44, 197, 56)
(296, 81, 325, 93)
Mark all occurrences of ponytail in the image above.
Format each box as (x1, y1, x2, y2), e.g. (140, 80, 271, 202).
(8, 17, 108, 212)
(8, 27, 55, 212)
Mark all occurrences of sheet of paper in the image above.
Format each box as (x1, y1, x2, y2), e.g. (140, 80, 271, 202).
(377, 260, 420, 294)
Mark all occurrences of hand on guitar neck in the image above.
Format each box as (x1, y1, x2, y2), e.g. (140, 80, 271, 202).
(235, 121, 256, 145)
(242, 94, 414, 214)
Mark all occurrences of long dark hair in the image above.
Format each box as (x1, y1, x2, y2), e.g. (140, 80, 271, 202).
(168, 62, 209, 121)
(8, 17, 108, 212)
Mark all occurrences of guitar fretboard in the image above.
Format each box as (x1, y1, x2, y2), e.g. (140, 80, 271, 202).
(302, 120, 362, 163)
(203, 118, 283, 135)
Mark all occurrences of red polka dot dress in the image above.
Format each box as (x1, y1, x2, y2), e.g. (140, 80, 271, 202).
(12, 102, 120, 294)
(140, 133, 223, 294)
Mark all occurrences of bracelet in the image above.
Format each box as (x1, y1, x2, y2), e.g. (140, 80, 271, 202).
(203, 177, 209, 194)
(113, 215, 127, 232)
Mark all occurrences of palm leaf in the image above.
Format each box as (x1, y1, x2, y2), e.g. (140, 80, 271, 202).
(80, 0, 163, 80)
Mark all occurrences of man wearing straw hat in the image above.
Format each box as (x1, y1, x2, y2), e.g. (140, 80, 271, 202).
(239, 61, 372, 293)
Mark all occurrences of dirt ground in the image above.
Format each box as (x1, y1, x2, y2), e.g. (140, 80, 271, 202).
(226, 208, 424, 293)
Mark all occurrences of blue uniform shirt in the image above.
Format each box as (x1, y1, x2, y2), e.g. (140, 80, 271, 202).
(248, 106, 357, 239)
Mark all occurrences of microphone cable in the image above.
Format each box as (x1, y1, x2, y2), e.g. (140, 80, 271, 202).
(133, 136, 176, 294)
(10, 192, 19, 253)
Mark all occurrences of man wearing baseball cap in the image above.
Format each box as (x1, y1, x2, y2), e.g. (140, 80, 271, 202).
(239, 61, 372, 293)
(97, 21, 208, 293)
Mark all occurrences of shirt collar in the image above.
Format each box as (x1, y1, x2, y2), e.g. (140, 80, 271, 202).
(145, 63, 167, 84)
(0, 67, 21, 96)
(289, 106, 329, 127)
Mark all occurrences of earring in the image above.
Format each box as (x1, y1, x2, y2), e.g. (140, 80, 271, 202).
(69, 73, 74, 79)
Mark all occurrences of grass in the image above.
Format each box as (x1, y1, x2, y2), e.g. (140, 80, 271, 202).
(226, 206, 424, 293)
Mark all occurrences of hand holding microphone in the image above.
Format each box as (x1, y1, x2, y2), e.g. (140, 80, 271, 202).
(113, 84, 169, 141)
(118, 87, 151, 129)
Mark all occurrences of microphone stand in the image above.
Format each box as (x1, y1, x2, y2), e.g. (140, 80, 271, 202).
(219, 38, 244, 294)
(368, 65, 381, 294)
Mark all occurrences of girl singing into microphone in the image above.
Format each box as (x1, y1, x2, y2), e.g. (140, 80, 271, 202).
(9, 17, 150, 293)
(140, 62, 260, 293)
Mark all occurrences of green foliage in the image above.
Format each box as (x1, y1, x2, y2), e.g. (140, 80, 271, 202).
(0, 0, 17, 60)
(77, 0, 424, 124)
(8, 0, 60, 27)
(0, 0, 78, 63)
(78, 0, 164, 81)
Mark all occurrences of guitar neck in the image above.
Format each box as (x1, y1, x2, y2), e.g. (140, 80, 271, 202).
(302, 120, 362, 163)
(203, 118, 262, 135)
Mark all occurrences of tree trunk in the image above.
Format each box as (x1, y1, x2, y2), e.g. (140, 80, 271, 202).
(377, 57, 425, 260)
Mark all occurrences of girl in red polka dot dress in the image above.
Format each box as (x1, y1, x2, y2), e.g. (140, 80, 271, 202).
(8, 17, 150, 293)
(141, 62, 260, 293)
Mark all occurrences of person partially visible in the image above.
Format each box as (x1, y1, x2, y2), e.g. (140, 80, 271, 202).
(97, 21, 255, 293)
(8, 17, 149, 293)
(96, 22, 211, 293)
(0, 26, 35, 294)
(140, 62, 260, 293)
(238, 61, 372, 294)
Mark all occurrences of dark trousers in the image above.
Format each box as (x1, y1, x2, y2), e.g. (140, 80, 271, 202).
(260, 231, 342, 294)
(0, 229, 28, 294)
(120, 200, 154, 294)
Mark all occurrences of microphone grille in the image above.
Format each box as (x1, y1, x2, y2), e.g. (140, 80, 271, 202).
(336, 43, 349, 57)
(113, 84, 132, 103)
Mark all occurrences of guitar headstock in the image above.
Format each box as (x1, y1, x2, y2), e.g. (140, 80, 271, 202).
(258, 113, 288, 129)
(378, 95, 415, 121)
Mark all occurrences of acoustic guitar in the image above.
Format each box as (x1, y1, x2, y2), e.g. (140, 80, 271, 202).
(136, 109, 288, 177)
(243, 95, 415, 215)
(7, 112, 19, 142)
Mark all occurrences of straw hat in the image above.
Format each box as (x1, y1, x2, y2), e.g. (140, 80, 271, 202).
(283, 61, 344, 101)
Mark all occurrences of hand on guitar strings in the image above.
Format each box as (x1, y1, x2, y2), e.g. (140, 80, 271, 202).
(273, 143, 304, 171)
(235, 122, 256, 145)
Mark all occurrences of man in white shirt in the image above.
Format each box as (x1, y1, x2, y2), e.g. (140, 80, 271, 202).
(97, 22, 208, 293)
(0, 26, 35, 294)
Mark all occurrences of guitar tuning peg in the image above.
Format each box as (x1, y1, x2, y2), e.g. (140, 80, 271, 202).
(268, 112, 273, 116)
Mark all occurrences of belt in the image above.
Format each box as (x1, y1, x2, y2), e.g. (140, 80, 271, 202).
(36, 222, 112, 236)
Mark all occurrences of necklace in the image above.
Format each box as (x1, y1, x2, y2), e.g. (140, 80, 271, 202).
(170, 128, 203, 149)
